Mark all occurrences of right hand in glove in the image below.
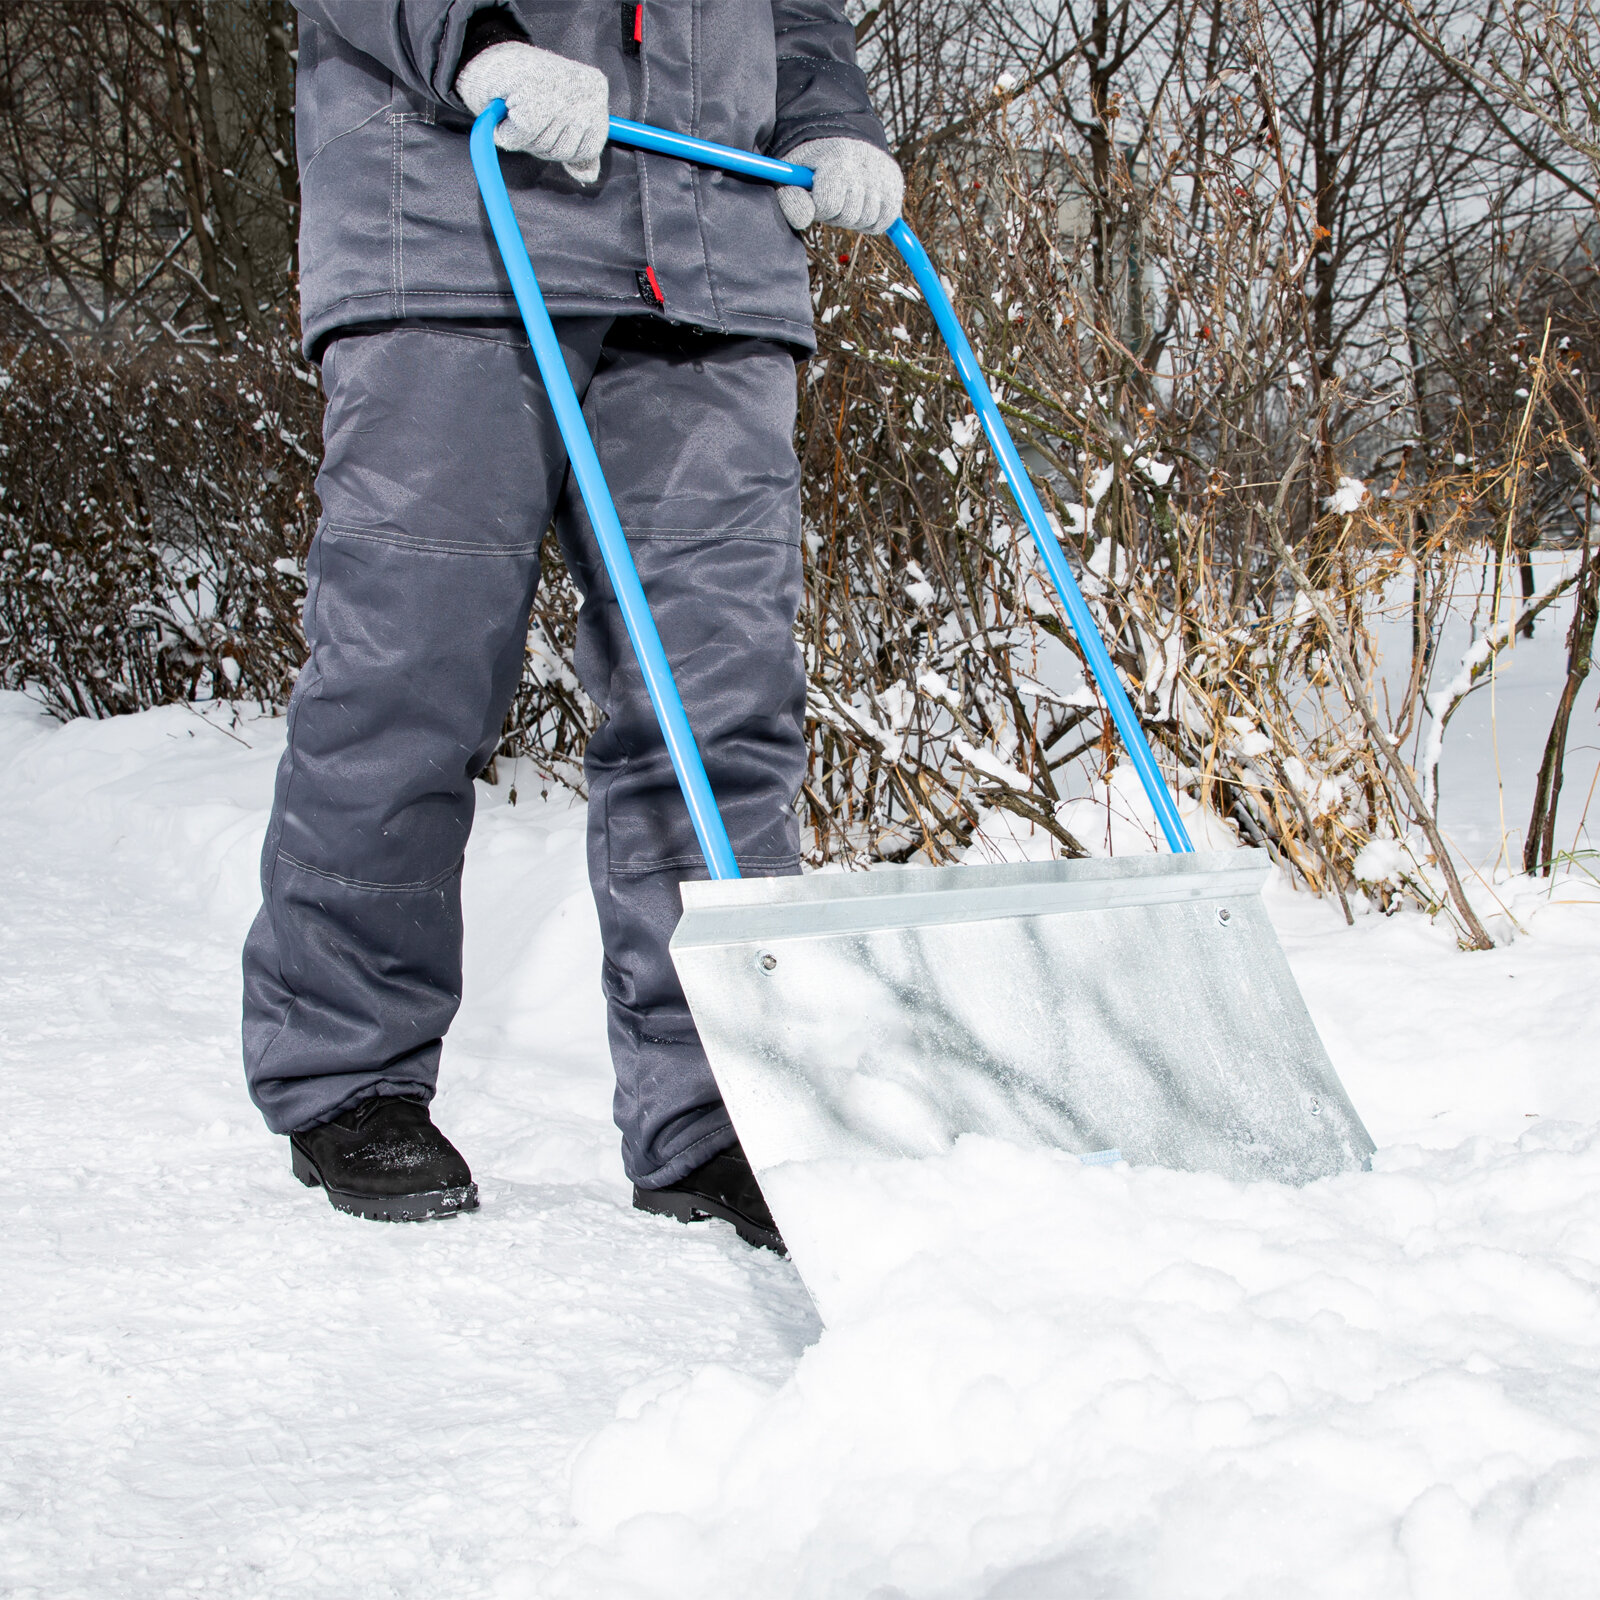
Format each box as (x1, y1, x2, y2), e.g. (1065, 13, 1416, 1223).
(455, 42, 610, 184)
(776, 138, 903, 234)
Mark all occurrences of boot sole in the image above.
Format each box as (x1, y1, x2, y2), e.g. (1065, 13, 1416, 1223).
(633, 1184, 785, 1255)
(291, 1143, 479, 1223)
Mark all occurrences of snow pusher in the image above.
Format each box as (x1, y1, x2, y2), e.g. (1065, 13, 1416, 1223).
(471, 107, 1374, 1276)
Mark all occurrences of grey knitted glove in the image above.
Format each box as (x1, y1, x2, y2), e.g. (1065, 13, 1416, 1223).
(777, 139, 903, 234)
(456, 41, 609, 183)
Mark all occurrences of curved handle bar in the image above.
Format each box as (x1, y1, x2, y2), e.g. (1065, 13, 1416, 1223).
(472, 105, 1193, 867)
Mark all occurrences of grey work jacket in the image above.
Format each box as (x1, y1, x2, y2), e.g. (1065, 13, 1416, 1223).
(294, 0, 887, 357)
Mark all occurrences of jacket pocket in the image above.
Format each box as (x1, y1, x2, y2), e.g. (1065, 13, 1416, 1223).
(297, 22, 397, 175)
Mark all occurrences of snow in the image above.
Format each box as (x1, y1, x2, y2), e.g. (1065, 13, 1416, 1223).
(1136, 453, 1177, 488)
(1046, 758, 1245, 858)
(1324, 475, 1370, 515)
(903, 562, 937, 610)
(953, 736, 1032, 792)
(1351, 548, 1600, 867)
(3, 690, 1600, 1598)
(1353, 834, 1412, 886)
(915, 668, 961, 711)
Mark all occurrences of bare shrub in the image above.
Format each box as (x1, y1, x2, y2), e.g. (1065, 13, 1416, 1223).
(782, 71, 1593, 944)
(3, 0, 1597, 950)
(0, 333, 317, 716)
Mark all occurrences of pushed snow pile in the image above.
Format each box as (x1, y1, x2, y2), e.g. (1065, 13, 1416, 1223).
(560, 1131, 1600, 1598)
(2, 693, 1598, 1600)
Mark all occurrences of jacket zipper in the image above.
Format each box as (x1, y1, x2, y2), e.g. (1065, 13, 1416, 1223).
(636, 265, 665, 307)
(621, 2, 643, 55)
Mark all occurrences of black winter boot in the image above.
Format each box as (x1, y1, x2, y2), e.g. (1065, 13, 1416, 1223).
(289, 1096, 479, 1222)
(633, 1138, 785, 1254)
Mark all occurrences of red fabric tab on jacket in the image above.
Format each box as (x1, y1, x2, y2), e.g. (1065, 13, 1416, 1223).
(644, 265, 663, 303)
(633, 4, 644, 43)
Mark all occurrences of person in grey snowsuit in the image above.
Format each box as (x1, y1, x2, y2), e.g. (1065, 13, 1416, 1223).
(240, 0, 900, 1245)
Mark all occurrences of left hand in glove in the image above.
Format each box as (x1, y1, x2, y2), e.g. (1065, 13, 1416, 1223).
(777, 138, 903, 234)
(455, 41, 609, 183)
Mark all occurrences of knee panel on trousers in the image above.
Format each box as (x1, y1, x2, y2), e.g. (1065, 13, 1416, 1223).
(243, 317, 810, 1184)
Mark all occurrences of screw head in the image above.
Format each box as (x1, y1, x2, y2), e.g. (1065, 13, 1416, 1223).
(759, 952, 778, 972)
(1216, 907, 1233, 926)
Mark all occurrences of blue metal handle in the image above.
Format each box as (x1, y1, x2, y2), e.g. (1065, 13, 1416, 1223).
(472, 106, 1193, 861)
(470, 105, 740, 878)
(883, 221, 1193, 853)
(604, 120, 1191, 854)
(608, 117, 811, 187)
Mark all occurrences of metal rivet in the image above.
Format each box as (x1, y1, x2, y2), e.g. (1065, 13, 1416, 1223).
(759, 952, 778, 972)
(1216, 907, 1232, 926)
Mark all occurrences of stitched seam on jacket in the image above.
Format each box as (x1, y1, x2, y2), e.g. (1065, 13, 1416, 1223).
(636, 8, 658, 291)
(395, 116, 406, 316)
(300, 104, 391, 176)
(277, 851, 460, 894)
(321, 523, 546, 557)
(688, 0, 725, 329)
(390, 115, 402, 315)
(313, 288, 658, 308)
(385, 111, 430, 316)
(307, 291, 811, 335)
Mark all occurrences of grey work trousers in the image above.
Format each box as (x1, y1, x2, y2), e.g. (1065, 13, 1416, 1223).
(241, 318, 806, 1188)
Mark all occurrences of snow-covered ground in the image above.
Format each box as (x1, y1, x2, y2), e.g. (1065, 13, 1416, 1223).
(2, 689, 1598, 1599)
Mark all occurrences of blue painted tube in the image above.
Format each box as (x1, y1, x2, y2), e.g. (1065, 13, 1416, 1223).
(470, 104, 741, 880)
(884, 221, 1193, 853)
(602, 118, 1193, 853)
(608, 116, 812, 187)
